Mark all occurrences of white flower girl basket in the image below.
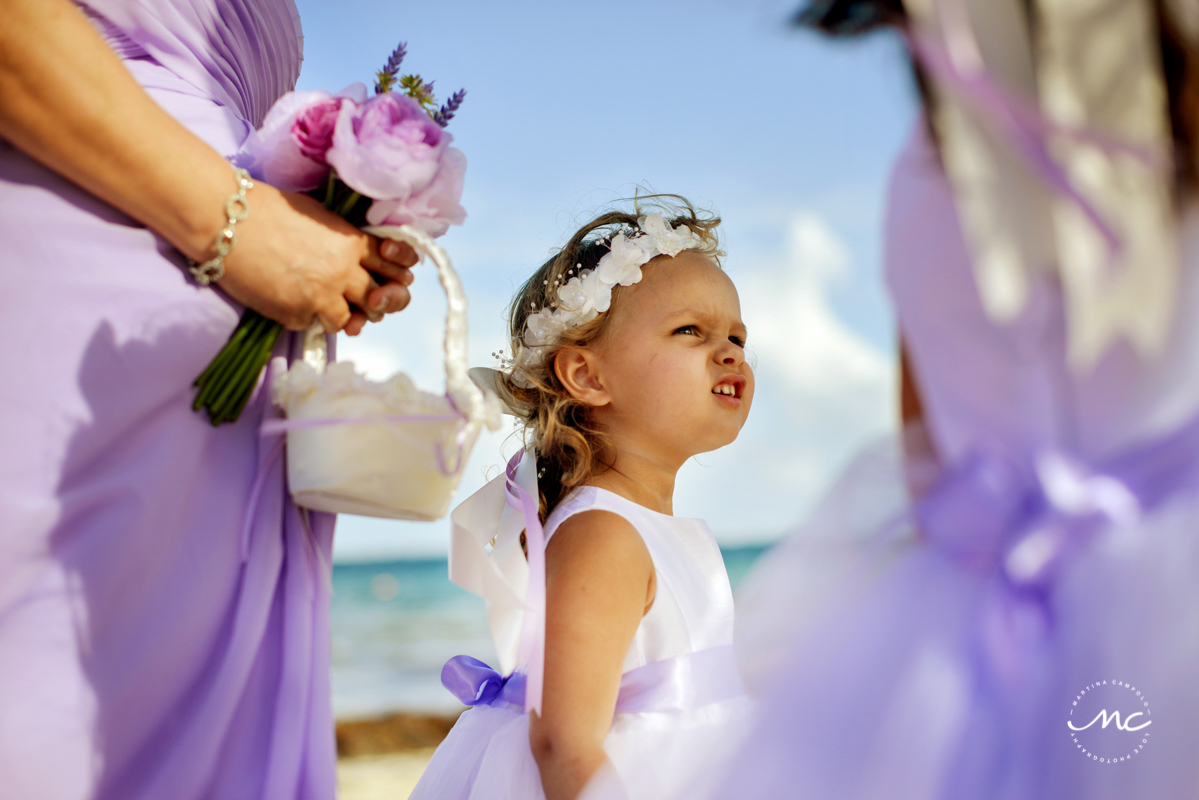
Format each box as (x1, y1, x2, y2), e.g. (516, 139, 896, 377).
(271, 224, 499, 521)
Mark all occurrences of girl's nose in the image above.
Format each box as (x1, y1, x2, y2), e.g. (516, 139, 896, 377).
(715, 340, 744, 366)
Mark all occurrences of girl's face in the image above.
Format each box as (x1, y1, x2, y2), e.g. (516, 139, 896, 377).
(588, 251, 754, 465)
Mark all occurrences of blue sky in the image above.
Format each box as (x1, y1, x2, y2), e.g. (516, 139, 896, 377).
(292, 0, 918, 560)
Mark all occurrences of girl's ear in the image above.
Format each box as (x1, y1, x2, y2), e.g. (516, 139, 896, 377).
(553, 348, 610, 407)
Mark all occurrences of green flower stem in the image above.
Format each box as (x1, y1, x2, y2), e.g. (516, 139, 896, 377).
(323, 170, 338, 209)
(192, 314, 257, 400)
(193, 347, 228, 388)
(225, 319, 283, 421)
(206, 316, 275, 421)
(220, 324, 283, 424)
(335, 189, 363, 218)
(193, 310, 285, 425)
(193, 313, 265, 411)
(212, 324, 274, 421)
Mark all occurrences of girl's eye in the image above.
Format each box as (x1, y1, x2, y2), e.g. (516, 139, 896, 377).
(674, 325, 700, 336)
(730, 335, 746, 348)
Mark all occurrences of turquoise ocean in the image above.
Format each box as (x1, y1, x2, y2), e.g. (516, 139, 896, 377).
(331, 545, 767, 719)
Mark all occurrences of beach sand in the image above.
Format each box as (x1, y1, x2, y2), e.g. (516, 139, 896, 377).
(338, 749, 436, 800)
(335, 711, 459, 799)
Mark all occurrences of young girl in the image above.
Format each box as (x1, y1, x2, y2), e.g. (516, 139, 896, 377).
(409, 197, 754, 800)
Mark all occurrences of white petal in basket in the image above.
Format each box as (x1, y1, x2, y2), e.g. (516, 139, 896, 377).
(272, 224, 502, 521)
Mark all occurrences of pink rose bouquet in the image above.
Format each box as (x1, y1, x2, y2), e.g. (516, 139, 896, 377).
(193, 42, 467, 425)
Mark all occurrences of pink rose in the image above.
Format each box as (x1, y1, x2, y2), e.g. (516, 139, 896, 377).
(237, 83, 367, 192)
(327, 93, 467, 238)
(291, 99, 343, 166)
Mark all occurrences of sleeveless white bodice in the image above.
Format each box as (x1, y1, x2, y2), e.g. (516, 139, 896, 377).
(544, 486, 737, 674)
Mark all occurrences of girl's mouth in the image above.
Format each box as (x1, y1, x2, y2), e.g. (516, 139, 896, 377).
(712, 375, 746, 404)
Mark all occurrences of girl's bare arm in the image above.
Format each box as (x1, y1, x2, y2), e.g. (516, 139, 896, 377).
(529, 509, 654, 800)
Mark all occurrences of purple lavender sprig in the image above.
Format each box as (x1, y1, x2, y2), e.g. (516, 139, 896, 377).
(432, 89, 466, 128)
(374, 41, 408, 94)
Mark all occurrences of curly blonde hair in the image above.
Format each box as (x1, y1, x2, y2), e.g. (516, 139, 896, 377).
(496, 194, 724, 521)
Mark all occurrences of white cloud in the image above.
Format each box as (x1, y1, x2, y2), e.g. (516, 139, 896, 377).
(744, 214, 893, 395)
(674, 211, 897, 542)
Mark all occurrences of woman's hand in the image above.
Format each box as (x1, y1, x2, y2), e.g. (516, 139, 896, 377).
(219, 186, 419, 334)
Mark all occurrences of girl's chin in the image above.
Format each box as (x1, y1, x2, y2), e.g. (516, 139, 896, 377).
(681, 426, 743, 457)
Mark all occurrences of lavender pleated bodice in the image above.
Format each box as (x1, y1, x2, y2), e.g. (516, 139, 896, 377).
(0, 4, 339, 800)
(81, 0, 303, 132)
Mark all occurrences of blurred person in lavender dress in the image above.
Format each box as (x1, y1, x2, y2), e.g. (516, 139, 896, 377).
(0, 1, 421, 798)
(584, 1, 1199, 798)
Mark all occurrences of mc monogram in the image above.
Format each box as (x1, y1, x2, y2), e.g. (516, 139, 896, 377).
(1067, 709, 1152, 733)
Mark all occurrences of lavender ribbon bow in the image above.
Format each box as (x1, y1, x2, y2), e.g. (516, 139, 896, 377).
(441, 655, 527, 708)
(910, 407, 1199, 597)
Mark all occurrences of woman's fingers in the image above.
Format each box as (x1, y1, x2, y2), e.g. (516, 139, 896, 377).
(344, 311, 369, 337)
(316, 297, 352, 334)
(367, 261, 416, 288)
(380, 238, 419, 267)
(363, 253, 416, 285)
(341, 262, 378, 315)
(362, 235, 418, 282)
(366, 281, 412, 315)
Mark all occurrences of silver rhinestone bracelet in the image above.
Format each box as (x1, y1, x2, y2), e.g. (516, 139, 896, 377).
(188, 166, 254, 286)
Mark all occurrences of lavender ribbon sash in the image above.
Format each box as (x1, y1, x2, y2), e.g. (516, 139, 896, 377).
(441, 645, 744, 714)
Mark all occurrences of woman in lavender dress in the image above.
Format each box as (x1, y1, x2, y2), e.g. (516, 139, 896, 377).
(0, 1, 415, 798)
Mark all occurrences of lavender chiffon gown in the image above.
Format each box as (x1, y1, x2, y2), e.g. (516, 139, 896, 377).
(0, 3, 339, 798)
(640, 123, 1199, 799)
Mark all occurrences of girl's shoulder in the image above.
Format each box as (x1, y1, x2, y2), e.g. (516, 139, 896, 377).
(543, 488, 656, 612)
(546, 485, 671, 541)
(544, 486, 640, 548)
(545, 485, 712, 549)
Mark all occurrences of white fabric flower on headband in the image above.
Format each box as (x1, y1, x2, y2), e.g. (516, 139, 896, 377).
(501, 213, 701, 384)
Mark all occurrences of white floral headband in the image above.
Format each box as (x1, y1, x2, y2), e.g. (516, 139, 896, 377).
(495, 213, 703, 384)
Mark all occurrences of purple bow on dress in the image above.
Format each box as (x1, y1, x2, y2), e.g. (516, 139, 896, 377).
(441, 655, 528, 708)
(909, 421, 1199, 595)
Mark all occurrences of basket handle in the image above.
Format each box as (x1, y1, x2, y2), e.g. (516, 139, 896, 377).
(299, 224, 486, 423)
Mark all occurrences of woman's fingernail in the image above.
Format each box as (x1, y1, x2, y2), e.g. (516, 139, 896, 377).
(382, 241, 398, 258)
(371, 296, 388, 311)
